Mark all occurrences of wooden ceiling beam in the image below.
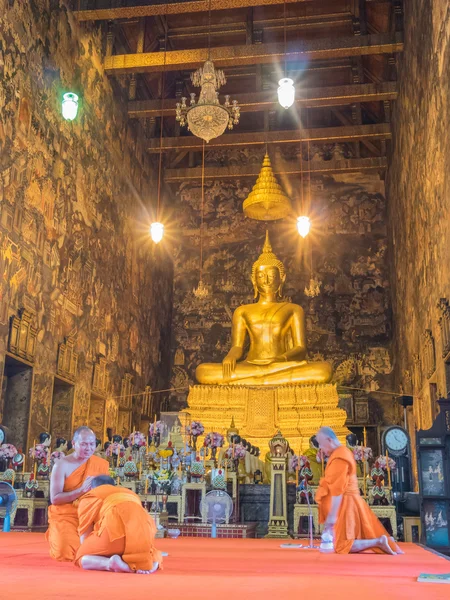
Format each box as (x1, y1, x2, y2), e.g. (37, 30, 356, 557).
(164, 157, 388, 181)
(147, 123, 391, 152)
(129, 81, 397, 118)
(104, 33, 403, 75)
(76, 0, 337, 21)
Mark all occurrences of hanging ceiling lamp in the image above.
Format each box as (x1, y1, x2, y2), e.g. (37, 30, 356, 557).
(243, 152, 292, 221)
(193, 142, 209, 299)
(278, 0, 295, 109)
(175, 0, 240, 143)
(297, 216, 310, 238)
(62, 92, 79, 121)
(150, 21, 168, 243)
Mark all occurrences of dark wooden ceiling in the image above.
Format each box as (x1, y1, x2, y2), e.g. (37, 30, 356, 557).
(74, 0, 403, 179)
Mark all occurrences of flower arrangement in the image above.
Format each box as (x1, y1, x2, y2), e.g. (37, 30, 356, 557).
(225, 444, 246, 459)
(29, 444, 47, 461)
(374, 455, 396, 470)
(149, 421, 163, 437)
(106, 442, 125, 457)
(153, 468, 174, 492)
(187, 421, 204, 437)
(352, 446, 373, 462)
(289, 454, 308, 471)
(130, 431, 146, 448)
(204, 432, 224, 448)
(0, 444, 18, 459)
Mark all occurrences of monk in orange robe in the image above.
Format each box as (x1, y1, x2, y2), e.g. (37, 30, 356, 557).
(46, 426, 109, 562)
(315, 427, 403, 555)
(75, 476, 162, 574)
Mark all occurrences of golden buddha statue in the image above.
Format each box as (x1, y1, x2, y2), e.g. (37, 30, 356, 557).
(196, 232, 332, 386)
(187, 232, 349, 453)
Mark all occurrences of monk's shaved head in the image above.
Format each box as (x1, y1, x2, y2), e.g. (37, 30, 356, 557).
(316, 426, 341, 456)
(91, 475, 116, 488)
(317, 427, 338, 440)
(73, 426, 95, 442)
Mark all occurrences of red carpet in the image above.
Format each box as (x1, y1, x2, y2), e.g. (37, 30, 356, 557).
(0, 533, 449, 599)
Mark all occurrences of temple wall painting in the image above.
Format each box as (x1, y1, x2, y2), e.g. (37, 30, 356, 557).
(169, 147, 398, 433)
(386, 0, 450, 432)
(0, 1, 173, 452)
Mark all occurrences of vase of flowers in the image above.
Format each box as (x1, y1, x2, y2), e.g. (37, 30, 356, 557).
(204, 432, 224, 464)
(225, 443, 246, 471)
(0, 443, 17, 471)
(187, 421, 204, 451)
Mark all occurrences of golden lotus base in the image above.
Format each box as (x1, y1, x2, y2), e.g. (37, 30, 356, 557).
(187, 383, 349, 452)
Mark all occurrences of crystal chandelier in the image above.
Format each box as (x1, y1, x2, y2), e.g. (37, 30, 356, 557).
(176, 60, 240, 143)
(193, 279, 209, 299)
(304, 278, 321, 298)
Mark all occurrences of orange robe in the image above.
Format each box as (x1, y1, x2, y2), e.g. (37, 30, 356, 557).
(75, 485, 162, 571)
(46, 455, 109, 561)
(315, 446, 396, 554)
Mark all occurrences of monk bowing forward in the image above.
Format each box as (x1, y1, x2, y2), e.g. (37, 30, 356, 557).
(75, 476, 162, 574)
(46, 426, 109, 562)
(315, 427, 403, 555)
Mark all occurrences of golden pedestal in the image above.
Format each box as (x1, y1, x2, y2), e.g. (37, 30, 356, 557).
(187, 383, 349, 451)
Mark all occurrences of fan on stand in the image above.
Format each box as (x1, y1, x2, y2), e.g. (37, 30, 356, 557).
(0, 481, 18, 532)
(200, 490, 233, 538)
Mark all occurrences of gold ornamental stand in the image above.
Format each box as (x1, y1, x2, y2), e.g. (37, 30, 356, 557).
(265, 431, 290, 539)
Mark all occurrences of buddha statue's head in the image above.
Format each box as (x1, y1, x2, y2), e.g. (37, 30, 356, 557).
(251, 231, 286, 299)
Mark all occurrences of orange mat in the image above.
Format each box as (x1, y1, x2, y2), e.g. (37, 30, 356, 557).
(0, 533, 449, 599)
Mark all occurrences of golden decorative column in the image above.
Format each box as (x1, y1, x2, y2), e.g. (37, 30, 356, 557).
(266, 431, 290, 539)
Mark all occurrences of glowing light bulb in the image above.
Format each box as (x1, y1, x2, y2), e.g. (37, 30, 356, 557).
(150, 222, 164, 243)
(62, 93, 79, 121)
(277, 78, 295, 109)
(297, 216, 311, 238)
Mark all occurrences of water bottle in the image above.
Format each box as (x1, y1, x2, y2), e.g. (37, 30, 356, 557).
(319, 529, 334, 553)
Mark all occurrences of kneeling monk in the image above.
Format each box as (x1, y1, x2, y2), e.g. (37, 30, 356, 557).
(75, 476, 162, 574)
(315, 427, 403, 555)
(47, 426, 109, 561)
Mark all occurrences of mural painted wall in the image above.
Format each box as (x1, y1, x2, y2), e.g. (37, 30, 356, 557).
(387, 0, 450, 433)
(0, 1, 173, 450)
(169, 145, 397, 429)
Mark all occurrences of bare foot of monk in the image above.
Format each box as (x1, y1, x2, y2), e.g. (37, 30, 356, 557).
(377, 535, 396, 555)
(390, 537, 404, 554)
(108, 555, 133, 573)
(136, 562, 159, 575)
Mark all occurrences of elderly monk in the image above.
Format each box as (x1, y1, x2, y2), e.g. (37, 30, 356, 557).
(46, 426, 109, 561)
(75, 475, 162, 574)
(315, 427, 403, 555)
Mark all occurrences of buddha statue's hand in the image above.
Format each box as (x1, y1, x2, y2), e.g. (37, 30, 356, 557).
(222, 348, 242, 381)
(222, 356, 236, 381)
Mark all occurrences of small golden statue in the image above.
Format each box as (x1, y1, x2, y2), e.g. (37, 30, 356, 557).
(196, 232, 332, 386)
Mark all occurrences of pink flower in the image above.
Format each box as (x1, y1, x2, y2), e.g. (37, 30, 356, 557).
(187, 421, 204, 437)
(225, 444, 246, 459)
(0, 443, 17, 459)
(130, 431, 146, 447)
(204, 432, 224, 448)
(149, 422, 163, 436)
(29, 444, 47, 461)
